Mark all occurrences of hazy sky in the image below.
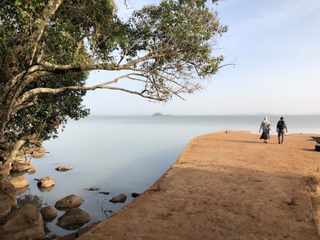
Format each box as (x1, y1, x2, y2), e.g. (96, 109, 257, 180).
(83, 0, 320, 115)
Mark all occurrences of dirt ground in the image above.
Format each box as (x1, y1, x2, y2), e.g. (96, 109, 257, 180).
(78, 132, 320, 240)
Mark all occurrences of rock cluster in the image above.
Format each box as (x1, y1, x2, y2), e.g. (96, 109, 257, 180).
(0, 180, 45, 239)
(0, 204, 45, 240)
(55, 194, 91, 230)
(0, 179, 16, 221)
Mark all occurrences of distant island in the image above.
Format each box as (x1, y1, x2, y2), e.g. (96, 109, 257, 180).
(152, 113, 172, 117)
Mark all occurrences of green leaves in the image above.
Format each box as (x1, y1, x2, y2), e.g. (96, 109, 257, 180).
(0, 0, 226, 151)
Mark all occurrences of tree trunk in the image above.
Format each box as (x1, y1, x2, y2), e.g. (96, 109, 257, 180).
(0, 89, 19, 163)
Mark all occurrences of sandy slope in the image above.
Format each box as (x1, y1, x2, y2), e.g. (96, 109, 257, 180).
(78, 132, 320, 240)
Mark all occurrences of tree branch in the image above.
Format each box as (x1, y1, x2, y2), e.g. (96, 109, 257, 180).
(14, 73, 165, 109)
(40, 52, 165, 73)
(29, 0, 64, 66)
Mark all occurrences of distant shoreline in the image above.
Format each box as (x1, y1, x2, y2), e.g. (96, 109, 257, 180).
(88, 114, 320, 117)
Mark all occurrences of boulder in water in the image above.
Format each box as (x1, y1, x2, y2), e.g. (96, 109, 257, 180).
(55, 194, 84, 210)
(41, 206, 57, 221)
(85, 187, 99, 191)
(31, 146, 46, 158)
(109, 193, 127, 203)
(55, 165, 73, 172)
(57, 208, 90, 230)
(37, 176, 55, 188)
(27, 165, 36, 174)
(10, 176, 29, 189)
(11, 159, 32, 173)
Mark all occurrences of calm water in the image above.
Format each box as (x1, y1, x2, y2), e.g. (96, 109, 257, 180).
(19, 115, 320, 236)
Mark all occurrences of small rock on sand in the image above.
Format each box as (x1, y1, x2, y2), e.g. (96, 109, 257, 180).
(131, 192, 141, 198)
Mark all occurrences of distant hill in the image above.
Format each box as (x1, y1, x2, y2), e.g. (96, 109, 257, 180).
(152, 112, 164, 117)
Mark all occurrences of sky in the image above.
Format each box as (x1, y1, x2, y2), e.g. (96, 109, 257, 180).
(83, 0, 320, 115)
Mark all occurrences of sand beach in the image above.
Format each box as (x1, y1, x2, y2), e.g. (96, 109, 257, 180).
(78, 131, 320, 240)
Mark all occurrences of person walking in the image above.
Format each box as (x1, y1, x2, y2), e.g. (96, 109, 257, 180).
(276, 116, 288, 144)
(259, 117, 271, 143)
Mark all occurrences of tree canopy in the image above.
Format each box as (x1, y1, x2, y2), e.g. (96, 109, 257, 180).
(0, 0, 226, 163)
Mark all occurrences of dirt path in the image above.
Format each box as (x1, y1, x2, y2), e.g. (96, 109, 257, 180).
(79, 132, 320, 240)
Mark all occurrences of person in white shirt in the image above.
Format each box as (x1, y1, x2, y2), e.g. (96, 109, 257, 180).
(259, 117, 271, 143)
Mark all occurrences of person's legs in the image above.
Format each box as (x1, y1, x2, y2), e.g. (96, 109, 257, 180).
(278, 132, 281, 144)
(281, 132, 284, 144)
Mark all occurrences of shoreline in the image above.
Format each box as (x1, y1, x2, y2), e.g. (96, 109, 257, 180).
(78, 131, 320, 239)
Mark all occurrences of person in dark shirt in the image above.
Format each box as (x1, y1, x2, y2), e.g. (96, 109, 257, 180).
(276, 116, 288, 144)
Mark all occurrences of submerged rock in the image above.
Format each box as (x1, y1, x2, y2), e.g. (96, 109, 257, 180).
(109, 193, 127, 203)
(55, 194, 84, 210)
(57, 208, 90, 230)
(37, 176, 55, 188)
(85, 187, 99, 191)
(55, 165, 73, 172)
(10, 176, 29, 189)
(0, 204, 45, 240)
(98, 191, 110, 195)
(41, 206, 57, 221)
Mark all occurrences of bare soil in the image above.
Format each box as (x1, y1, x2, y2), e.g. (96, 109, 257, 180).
(79, 132, 320, 240)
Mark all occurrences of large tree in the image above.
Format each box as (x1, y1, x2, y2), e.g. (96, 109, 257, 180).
(0, 0, 226, 163)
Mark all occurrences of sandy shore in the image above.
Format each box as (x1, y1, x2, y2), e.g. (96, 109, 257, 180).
(78, 132, 320, 240)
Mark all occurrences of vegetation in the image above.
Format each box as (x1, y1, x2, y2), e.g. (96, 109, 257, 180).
(0, 0, 226, 164)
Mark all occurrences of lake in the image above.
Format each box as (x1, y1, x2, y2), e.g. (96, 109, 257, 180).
(18, 115, 320, 237)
